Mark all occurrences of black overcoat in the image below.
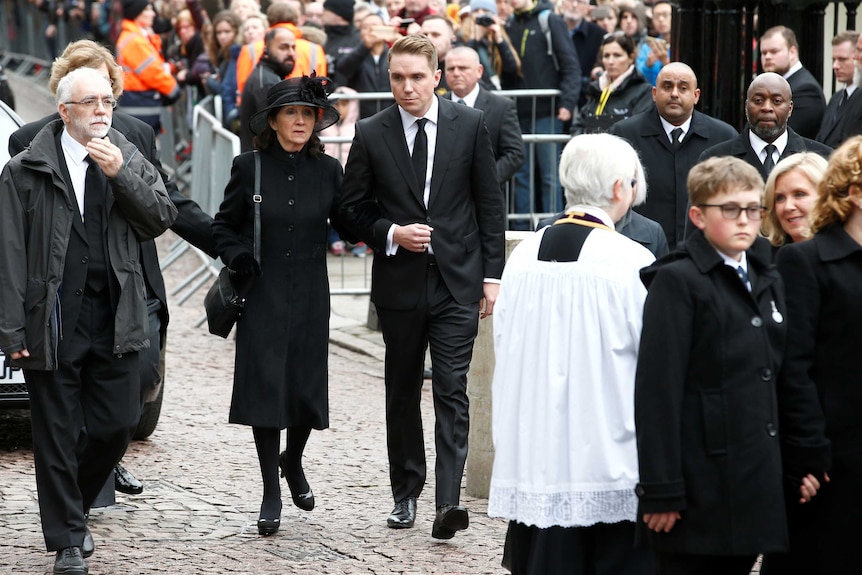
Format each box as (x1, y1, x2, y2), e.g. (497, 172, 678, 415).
(212, 144, 343, 429)
(766, 223, 861, 571)
(609, 108, 738, 249)
(634, 231, 828, 555)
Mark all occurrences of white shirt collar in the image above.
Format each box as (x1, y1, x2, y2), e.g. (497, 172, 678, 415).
(398, 96, 439, 130)
(846, 84, 857, 97)
(60, 128, 89, 166)
(659, 114, 693, 144)
(718, 248, 748, 271)
(783, 61, 804, 80)
(749, 129, 788, 162)
(451, 84, 480, 108)
(564, 204, 616, 230)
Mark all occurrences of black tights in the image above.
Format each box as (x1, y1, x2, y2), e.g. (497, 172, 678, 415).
(252, 426, 311, 519)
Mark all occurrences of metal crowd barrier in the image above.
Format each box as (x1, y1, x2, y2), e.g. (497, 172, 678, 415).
(162, 95, 240, 326)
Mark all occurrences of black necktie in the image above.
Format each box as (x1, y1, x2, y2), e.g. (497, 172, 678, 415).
(83, 155, 109, 292)
(412, 118, 428, 192)
(763, 144, 777, 174)
(839, 88, 849, 109)
(671, 127, 683, 150)
(456, 98, 466, 106)
(84, 155, 107, 226)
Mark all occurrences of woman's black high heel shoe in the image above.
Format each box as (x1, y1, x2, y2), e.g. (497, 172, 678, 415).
(257, 517, 280, 536)
(279, 450, 315, 511)
(257, 499, 282, 536)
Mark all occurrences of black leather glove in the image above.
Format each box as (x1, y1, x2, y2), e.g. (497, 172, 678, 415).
(229, 252, 261, 277)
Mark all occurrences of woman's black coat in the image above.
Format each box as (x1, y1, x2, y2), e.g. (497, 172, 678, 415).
(765, 222, 861, 571)
(212, 144, 344, 429)
(573, 68, 653, 134)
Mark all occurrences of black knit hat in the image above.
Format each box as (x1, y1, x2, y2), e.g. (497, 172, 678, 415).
(324, 0, 354, 24)
(122, 0, 150, 20)
(249, 75, 340, 135)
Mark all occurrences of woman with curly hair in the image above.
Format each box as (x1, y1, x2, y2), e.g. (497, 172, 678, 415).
(762, 152, 828, 247)
(762, 136, 862, 574)
(212, 76, 348, 536)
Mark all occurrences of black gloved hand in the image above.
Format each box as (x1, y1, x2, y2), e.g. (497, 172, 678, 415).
(229, 252, 261, 277)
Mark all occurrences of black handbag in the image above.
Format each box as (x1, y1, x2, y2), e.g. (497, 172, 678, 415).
(204, 152, 261, 338)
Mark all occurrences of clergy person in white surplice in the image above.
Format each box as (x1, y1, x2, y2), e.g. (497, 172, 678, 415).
(488, 133, 656, 575)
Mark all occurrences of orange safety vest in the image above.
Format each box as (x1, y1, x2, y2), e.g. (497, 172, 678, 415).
(235, 22, 327, 101)
(116, 20, 179, 96)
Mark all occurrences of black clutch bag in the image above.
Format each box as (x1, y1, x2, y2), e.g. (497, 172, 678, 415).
(204, 152, 261, 338)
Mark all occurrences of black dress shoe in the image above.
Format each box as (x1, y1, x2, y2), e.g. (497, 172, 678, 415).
(278, 450, 314, 511)
(387, 497, 417, 529)
(431, 505, 469, 540)
(114, 463, 143, 495)
(257, 517, 281, 536)
(82, 527, 94, 558)
(54, 547, 88, 575)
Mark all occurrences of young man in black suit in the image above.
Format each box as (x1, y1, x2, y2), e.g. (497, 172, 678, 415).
(760, 25, 826, 140)
(340, 34, 504, 540)
(699, 73, 832, 180)
(609, 62, 737, 250)
(444, 46, 524, 191)
(816, 31, 862, 148)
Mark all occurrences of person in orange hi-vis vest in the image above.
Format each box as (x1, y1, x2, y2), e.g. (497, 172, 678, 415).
(235, 2, 326, 103)
(116, 0, 182, 131)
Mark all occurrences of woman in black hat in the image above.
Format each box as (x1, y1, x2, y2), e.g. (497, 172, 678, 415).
(212, 75, 346, 536)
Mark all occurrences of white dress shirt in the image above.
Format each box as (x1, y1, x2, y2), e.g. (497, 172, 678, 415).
(60, 128, 91, 221)
(749, 129, 788, 166)
(385, 98, 440, 255)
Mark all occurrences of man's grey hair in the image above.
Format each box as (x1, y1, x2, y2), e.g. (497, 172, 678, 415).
(56, 67, 110, 106)
(560, 133, 647, 209)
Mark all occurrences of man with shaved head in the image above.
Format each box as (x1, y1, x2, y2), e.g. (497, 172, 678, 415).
(700, 72, 831, 180)
(609, 62, 737, 249)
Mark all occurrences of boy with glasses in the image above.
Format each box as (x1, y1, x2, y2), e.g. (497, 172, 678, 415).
(633, 156, 830, 575)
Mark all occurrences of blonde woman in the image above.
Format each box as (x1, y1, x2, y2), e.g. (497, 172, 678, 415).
(762, 152, 828, 247)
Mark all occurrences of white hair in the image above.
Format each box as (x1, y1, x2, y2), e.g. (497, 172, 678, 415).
(56, 67, 111, 106)
(560, 133, 647, 209)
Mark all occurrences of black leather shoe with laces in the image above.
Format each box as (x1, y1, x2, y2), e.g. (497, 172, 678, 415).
(431, 505, 469, 540)
(54, 546, 87, 575)
(387, 497, 417, 529)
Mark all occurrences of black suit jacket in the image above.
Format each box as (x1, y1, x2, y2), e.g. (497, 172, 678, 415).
(9, 112, 216, 338)
(609, 107, 737, 249)
(340, 97, 505, 308)
(699, 128, 833, 180)
(471, 88, 525, 186)
(787, 66, 827, 140)
(815, 87, 862, 148)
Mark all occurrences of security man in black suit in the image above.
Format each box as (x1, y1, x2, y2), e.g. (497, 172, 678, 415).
(340, 35, 504, 540)
(444, 46, 525, 191)
(816, 31, 862, 148)
(0, 68, 176, 575)
(699, 73, 832, 180)
(609, 62, 737, 249)
(760, 25, 827, 140)
(9, 40, 218, 498)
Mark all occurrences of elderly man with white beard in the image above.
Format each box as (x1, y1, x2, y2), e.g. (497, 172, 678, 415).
(0, 67, 175, 575)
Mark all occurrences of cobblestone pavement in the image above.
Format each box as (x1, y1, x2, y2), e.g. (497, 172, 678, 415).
(0, 235, 509, 574)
